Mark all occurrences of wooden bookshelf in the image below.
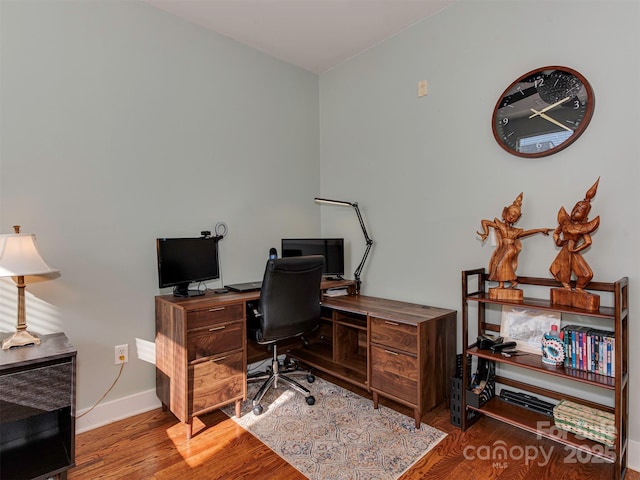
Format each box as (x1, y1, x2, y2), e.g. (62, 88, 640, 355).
(460, 269, 628, 480)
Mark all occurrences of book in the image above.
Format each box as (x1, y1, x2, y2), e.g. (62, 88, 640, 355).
(561, 325, 614, 377)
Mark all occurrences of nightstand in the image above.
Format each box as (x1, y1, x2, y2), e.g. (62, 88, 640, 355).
(0, 333, 77, 480)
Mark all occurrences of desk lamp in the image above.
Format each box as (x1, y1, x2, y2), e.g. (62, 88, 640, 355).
(0, 226, 58, 349)
(314, 197, 373, 293)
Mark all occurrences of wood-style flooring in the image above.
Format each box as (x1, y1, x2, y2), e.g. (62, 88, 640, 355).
(69, 372, 637, 480)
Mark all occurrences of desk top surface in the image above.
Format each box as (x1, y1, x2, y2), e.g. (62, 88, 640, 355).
(156, 282, 456, 324)
(156, 279, 355, 306)
(0, 332, 76, 369)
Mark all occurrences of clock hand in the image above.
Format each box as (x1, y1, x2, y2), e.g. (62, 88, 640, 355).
(529, 109, 573, 132)
(528, 96, 571, 118)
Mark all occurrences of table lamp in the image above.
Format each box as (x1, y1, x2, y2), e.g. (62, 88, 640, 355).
(0, 226, 58, 350)
(314, 197, 373, 293)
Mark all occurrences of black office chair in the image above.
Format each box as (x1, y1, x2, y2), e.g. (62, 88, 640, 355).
(247, 255, 324, 415)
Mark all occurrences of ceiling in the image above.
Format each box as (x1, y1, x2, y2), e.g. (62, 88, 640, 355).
(143, 0, 455, 74)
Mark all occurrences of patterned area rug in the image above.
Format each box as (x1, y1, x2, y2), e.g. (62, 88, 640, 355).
(221, 375, 446, 480)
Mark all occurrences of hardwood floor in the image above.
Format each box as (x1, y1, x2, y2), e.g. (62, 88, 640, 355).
(69, 372, 637, 480)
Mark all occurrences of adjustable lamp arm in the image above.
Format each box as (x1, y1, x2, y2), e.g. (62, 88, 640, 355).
(314, 197, 373, 293)
(351, 202, 373, 292)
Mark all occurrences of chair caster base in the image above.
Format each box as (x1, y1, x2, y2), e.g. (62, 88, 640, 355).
(306, 395, 315, 405)
(253, 404, 264, 415)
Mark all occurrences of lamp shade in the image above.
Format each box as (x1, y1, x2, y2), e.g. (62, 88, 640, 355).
(0, 233, 58, 277)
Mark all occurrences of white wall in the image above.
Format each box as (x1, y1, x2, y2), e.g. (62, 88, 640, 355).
(0, 0, 320, 420)
(1, 0, 639, 464)
(319, 0, 639, 455)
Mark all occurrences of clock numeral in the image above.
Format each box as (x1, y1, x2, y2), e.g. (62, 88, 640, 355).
(573, 100, 581, 109)
(534, 78, 545, 88)
(501, 118, 509, 126)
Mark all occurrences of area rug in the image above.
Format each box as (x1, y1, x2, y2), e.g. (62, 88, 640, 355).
(221, 376, 446, 480)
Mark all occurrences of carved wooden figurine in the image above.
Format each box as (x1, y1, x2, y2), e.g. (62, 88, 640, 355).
(549, 178, 601, 311)
(477, 193, 551, 300)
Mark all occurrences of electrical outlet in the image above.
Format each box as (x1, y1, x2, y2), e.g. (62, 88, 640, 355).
(115, 344, 128, 365)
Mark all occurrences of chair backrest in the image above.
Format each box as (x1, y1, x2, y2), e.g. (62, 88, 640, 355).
(256, 255, 325, 344)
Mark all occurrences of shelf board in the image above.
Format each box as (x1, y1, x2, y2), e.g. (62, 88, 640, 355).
(288, 344, 367, 389)
(467, 347, 616, 389)
(334, 319, 367, 331)
(469, 397, 616, 463)
(466, 292, 616, 319)
(0, 430, 73, 479)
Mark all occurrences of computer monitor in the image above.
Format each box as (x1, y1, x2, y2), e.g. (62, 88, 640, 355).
(281, 238, 345, 278)
(156, 236, 220, 297)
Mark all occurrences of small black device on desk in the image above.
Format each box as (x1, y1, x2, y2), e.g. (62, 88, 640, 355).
(476, 333, 503, 350)
(490, 341, 517, 353)
(225, 281, 262, 292)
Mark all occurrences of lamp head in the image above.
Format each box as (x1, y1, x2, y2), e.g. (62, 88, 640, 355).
(314, 197, 354, 207)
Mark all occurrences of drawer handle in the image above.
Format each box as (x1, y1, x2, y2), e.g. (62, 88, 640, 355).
(384, 349, 399, 356)
(211, 356, 228, 362)
(209, 326, 226, 332)
(209, 307, 226, 312)
(384, 321, 399, 326)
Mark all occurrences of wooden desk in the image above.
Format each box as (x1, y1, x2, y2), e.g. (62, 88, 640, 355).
(155, 281, 456, 436)
(290, 295, 457, 427)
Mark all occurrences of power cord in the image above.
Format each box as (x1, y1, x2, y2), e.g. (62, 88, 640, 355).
(77, 362, 125, 419)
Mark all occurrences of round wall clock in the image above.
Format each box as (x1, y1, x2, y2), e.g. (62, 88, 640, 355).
(492, 66, 595, 158)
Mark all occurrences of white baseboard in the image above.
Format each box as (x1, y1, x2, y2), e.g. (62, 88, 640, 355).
(629, 439, 640, 472)
(73, 357, 278, 434)
(75, 388, 161, 434)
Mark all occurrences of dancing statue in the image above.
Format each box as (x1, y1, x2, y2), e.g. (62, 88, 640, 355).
(549, 178, 601, 310)
(477, 192, 551, 300)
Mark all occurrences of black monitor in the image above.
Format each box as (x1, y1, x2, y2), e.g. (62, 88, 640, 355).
(281, 238, 345, 278)
(156, 236, 220, 297)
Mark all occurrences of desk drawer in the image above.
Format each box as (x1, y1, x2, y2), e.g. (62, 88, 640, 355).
(371, 317, 417, 354)
(0, 361, 73, 422)
(370, 345, 417, 404)
(189, 350, 244, 415)
(187, 320, 243, 362)
(187, 303, 244, 330)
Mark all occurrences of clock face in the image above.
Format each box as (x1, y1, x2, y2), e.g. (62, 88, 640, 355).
(492, 66, 595, 158)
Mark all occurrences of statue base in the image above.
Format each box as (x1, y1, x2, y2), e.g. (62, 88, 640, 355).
(550, 288, 600, 311)
(489, 287, 523, 301)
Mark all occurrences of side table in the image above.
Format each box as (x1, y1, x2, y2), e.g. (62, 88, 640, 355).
(1, 332, 77, 480)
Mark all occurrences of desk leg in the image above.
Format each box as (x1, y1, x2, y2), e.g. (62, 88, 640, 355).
(185, 420, 193, 440)
(373, 392, 421, 429)
(413, 409, 421, 429)
(235, 399, 242, 418)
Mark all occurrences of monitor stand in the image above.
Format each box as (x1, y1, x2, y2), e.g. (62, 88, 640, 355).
(173, 283, 206, 297)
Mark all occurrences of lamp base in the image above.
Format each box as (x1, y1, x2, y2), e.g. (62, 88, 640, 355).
(2, 329, 41, 350)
